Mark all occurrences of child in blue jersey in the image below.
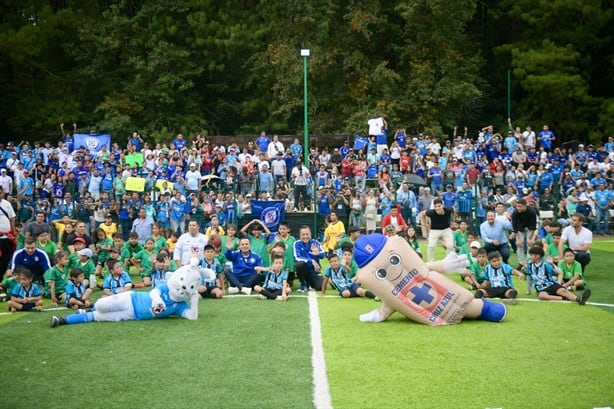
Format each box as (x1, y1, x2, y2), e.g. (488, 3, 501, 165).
(474, 251, 525, 303)
(102, 259, 133, 296)
(527, 246, 591, 305)
(51, 259, 202, 327)
(147, 253, 170, 289)
(65, 267, 93, 310)
(7, 268, 43, 312)
(197, 244, 224, 299)
(321, 253, 375, 299)
(254, 254, 289, 301)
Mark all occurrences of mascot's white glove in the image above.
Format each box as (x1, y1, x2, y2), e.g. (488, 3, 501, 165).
(150, 290, 166, 316)
(359, 308, 385, 323)
(442, 252, 469, 274)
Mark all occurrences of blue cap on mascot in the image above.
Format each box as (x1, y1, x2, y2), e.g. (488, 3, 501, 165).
(354, 233, 387, 268)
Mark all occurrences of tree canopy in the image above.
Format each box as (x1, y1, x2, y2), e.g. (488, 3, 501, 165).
(0, 0, 611, 143)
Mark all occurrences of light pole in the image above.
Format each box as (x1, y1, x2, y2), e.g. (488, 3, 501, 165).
(300, 49, 310, 163)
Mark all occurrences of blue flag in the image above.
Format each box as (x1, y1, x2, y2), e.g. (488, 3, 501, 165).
(73, 134, 111, 153)
(353, 135, 368, 151)
(251, 200, 285, 232)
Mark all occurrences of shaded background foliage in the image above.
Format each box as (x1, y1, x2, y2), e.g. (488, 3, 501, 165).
(0, 0, 612, 143)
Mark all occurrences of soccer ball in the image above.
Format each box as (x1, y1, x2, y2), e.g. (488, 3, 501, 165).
(210, 235, 222, 249)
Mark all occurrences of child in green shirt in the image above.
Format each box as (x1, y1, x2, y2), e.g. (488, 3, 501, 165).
(558, 248, 586, 291)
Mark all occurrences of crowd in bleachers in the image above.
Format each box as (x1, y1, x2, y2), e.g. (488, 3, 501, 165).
(0, 120, 612, 309)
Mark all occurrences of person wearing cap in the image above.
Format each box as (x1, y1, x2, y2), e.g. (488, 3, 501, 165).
(575, 194, 594, 230)
(0, 168, 12, 194)
(184, 162, 202, 196)
(8, 237, 51, 285)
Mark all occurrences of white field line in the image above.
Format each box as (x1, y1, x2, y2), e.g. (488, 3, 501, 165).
(308, 290, 333, 409)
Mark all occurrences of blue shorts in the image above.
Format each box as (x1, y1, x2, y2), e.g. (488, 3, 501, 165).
(338, 282, 361, 297)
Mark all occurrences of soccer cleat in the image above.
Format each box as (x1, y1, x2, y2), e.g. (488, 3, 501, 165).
(50, 316, 66, 328)
(228, 287, 239, 294)
(8, 306, 16, 312)
(257, 294, 267, 300)
(578, 288, 591, 305)
(275, 296, 283, 301)
(240, 287, 252, 295)
(474, 291, 483, 299)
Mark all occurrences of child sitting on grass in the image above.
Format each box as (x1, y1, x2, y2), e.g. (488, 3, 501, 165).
(321, 253, 376, 299)
(254, 254, 289, 301)
(102, 259, 133, 296)
(558, 248, 587, 292)
(7, 268, 43, 312)
(65, 267, 94, 310)
(475, 250, 525, 304)
(197, 244, 224, 299)
(527, 246, 591, 304)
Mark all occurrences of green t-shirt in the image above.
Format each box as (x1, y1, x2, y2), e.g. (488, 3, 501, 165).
(68, 257, 96, 277)
(346, 259, 359, 279)
(218, 236, 239, 265)
(545, 244, 560, 260)
(147, 235, 168, 253)
(134, 249, 156, 276)
(558, 260, 584, 281)
(43, 265, 69, 296)
(120, 242, 144, 264)
(249, 235, 270, 267)
(453, 230, 468, 251)
(271, 234, 297, 272)
(1, 277, 19, 295)
(37, 240, 58, 264)
(95, 237, 114, 265)
(470, 261, 488, 283)
(543, 234, 553, 246)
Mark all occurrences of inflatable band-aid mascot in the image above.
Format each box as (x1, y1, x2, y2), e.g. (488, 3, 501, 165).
(354, 234, 507, 325)
(50, 258, 202, 327)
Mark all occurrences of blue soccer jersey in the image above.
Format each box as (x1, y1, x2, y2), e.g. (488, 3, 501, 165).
(526, 261, 557, 292)
(64, 280, 87, 304)
(130, 284, 191, 320)
(199, 258, 222, 287)
(484, 263, 515, 289)
(263, 270, 288, 291)
(103, 272, 132, 294)
(324, 265, 352, 291)
(12, 282, 42, 299)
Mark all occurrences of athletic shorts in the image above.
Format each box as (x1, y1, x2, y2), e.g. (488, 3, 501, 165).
(21, 302, 36, 311)
(339, 282, 361, 297)
(540, 283, 563, 296)
(485, 287, 514, 299)
(199, 286, 222, 298)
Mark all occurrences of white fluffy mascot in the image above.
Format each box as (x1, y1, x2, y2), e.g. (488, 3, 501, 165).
(354, 234, 507, 325)
(50, 258, 202, 327)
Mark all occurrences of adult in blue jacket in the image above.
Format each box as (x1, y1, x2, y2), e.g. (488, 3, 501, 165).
(293, 225, 325, 291)
(224, 237, 262, 295)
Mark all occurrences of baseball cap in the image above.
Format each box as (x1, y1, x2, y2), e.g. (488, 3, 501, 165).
(470, 241, 481, 249)
(0, 169, 5, 172)
(77, 248, 93, 258)
(72, 237, 86, 244)
(110, 247, 121, 253)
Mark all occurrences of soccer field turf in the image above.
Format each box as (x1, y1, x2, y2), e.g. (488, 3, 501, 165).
(1, 240, 613, 409)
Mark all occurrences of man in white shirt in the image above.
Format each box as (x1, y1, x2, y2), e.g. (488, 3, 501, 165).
(522, 126, 536, 149)
(0, 169, 12, 194)
(266, 134, 285, 160)
(184, 164, 202, 196)
(173, 220, 208, 267)
(559, 212, 593, 272)
(0, 185, 16, 275)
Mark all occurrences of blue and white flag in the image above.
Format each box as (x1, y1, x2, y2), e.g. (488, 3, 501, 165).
(73, 133, 111, 153)
(251, 200, 285, 233)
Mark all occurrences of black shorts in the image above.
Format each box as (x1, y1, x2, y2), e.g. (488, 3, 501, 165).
(540, 283, 563, 296)
(339, 283, 361, 297)
(264, 288, 283, 297)
(200, 286, 222, 299)
(21, 302, 36, 311)
(485, 287, 514, 299)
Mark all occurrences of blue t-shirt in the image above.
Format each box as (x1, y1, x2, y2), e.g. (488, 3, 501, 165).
(12, 282, 42, 299)
(131, 284, 190, 320)
(103, 272, 132, 294)
(65, 280, 88, 303)
(526, 261, 556, 292)
(263, 270, 288, 291)
(484, 263, 515, 289)
(324, 265, 352, 291)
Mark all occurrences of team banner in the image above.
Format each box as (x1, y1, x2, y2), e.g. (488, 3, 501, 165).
(125, 176, 146, 192)
(125, 153, 144, 168)
(73, 134, 111, 153)
(250, 200, 285, 232)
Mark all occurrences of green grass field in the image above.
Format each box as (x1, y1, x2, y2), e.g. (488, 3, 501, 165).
(1, 239, 613, 409)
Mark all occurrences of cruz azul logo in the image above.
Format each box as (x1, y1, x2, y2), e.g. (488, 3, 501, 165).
(84, 137, 101, 150)
(260, 206, 281, 229)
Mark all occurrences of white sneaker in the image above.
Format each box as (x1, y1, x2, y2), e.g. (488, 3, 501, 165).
(257, 294, 267, 300)
(228, 287, 239, 294)
(240, 287, 252, 295)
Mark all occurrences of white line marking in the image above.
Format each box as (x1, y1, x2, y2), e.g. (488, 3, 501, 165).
(516, 297, 614, 308)
(308, 291, 333, 409)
